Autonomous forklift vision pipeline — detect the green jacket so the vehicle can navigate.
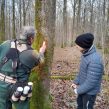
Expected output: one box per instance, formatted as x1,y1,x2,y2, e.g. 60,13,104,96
0,40,44,82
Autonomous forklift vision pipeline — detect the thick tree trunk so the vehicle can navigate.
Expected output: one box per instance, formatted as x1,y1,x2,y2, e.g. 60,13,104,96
30,1,44,109
30,0,56,109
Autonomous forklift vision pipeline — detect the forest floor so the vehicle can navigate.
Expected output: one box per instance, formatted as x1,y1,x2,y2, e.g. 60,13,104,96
50,47,109,109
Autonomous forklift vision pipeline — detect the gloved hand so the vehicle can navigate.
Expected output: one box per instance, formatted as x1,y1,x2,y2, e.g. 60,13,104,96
39,41,46,54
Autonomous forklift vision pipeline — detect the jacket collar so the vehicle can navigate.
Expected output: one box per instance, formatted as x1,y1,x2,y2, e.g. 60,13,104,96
83,45,96,56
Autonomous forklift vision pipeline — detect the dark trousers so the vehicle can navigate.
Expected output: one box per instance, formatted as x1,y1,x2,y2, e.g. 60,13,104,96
77,94,96,109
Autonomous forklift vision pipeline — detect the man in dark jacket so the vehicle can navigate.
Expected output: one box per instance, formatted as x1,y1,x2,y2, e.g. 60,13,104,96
0,26,46,109
71,33,104,109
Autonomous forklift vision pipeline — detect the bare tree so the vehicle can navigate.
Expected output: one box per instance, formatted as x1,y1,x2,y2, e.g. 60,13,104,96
77,0,81,30
22,0,30,26
12,0,16,38
62,0,67,47
30,0,56,109
89,0,95,33
19,0,22,29
0,0,5,41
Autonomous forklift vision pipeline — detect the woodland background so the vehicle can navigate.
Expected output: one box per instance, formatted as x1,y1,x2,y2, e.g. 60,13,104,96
0,0,109,109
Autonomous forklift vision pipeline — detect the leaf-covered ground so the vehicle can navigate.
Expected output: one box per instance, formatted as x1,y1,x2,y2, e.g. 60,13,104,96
50,47,109,109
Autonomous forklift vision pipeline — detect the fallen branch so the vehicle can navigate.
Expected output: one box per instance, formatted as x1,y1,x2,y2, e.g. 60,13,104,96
50,74,109,81
50,75,75,80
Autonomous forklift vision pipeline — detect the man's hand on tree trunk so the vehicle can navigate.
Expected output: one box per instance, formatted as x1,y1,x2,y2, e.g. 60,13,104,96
39,41,46,54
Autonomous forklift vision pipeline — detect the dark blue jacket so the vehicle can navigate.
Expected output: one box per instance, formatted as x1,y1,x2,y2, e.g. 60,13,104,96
73,46,104,95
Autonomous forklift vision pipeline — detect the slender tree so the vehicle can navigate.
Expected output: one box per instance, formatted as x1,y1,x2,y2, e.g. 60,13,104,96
77,0,81,31
12,0,16,38
62,0,67,47
0,0,5,41
83,0,86,31
71,0,77,46
107,0,109,24
19,0,22,29
23,0,30,26
90,0,95,33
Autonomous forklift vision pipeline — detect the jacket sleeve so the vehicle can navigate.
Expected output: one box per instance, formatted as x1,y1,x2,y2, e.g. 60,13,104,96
32,51,45,66
73,74,80,85
77,61,103,94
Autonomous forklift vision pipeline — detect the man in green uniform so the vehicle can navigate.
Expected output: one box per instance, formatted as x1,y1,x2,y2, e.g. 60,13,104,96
0,26,46,109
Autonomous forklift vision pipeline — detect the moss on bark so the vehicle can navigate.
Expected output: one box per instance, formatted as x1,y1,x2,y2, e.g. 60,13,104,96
30,0,52,109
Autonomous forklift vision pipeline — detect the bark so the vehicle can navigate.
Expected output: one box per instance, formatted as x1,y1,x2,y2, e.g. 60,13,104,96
0,0,5,41
62,0,67,47
30,0,56,109
12,0,16,38
77,0,81,30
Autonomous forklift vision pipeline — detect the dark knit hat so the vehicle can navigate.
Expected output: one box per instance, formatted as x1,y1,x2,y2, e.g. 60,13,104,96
75,33,94,49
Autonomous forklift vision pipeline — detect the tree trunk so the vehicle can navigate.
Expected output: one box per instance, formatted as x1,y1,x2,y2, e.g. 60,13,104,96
62,0,67,47
106,0,109,47
8,2,11,39
23,0,25,26
19,0,22,29
83,0,86,31
0,0,5,41
30,0,56,109
103,0,106,17
90,0,94,33
22,0,30,26
77,0,81,31
12,0,16,38
71,0,77,46
30,1,44,108
107,1,109,24
73,0,76,30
